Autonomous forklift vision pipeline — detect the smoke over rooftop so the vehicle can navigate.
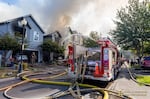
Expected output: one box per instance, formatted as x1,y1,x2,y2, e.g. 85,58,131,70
0,0,128,36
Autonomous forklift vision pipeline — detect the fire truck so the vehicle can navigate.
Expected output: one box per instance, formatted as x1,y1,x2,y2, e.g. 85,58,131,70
67,36,121,82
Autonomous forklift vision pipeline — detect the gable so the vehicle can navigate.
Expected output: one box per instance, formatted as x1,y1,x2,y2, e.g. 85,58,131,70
0,15,45,34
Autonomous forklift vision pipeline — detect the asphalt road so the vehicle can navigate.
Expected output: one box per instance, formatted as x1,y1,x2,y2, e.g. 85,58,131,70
0,78,103,99
1,64,140,99
6,82,69,99
0,64,119,99
0,77,21,88
0,65,103,99
0,77,21,99
0,65,71,99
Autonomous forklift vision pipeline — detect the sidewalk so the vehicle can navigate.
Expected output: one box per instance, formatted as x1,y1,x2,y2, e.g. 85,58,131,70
0,63,66,79
108,63,150,99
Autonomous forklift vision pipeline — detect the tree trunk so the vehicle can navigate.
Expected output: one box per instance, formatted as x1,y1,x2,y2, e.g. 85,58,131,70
136,46,141,65
141,40,144,58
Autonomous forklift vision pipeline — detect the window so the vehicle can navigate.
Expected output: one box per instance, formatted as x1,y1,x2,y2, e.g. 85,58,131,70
87,51,100,61
33,31,39,41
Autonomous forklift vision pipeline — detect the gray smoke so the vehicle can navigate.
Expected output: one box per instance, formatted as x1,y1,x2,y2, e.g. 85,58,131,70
0,0,128,35
45,0,92,32
16,0,93,33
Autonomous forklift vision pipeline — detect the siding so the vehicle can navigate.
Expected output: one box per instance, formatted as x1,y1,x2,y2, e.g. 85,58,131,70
0,15,44,62
25,17,43,50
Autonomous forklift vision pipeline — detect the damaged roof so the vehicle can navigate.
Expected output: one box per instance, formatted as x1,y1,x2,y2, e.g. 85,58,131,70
0,14,45,34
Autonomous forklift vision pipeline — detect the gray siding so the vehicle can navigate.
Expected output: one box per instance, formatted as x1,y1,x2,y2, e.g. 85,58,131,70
0,15,44,62
0,23,9,35
25,17,43,50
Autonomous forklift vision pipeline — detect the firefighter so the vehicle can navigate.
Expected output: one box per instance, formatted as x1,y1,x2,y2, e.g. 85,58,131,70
31,52,37,65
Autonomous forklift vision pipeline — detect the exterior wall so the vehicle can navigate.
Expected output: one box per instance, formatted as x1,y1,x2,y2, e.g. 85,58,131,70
44,32,61,44
25,17,43,49
0,16,44,62
0,23,10,35
24,17,43,62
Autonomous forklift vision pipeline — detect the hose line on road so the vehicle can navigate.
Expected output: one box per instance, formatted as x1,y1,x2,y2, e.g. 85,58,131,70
22,73,109,99
3,70,132,99
124,62,150,86
22,74,133,99
2,71,108,99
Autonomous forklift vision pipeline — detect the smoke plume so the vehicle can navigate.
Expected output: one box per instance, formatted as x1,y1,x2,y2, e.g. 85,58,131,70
0,0,128,36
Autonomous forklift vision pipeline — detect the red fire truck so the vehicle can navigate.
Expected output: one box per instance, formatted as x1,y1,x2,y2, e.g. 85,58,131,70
67,37,121,81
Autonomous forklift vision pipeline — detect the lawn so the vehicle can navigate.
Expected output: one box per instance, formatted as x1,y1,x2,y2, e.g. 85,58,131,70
136,75,150,84
130,64,141,69
0,67,17,78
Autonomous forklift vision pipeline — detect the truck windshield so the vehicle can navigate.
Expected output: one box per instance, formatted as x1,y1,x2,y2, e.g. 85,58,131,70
87,51,100,62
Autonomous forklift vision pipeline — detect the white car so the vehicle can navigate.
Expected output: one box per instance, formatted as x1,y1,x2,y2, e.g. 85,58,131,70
16,55,28,62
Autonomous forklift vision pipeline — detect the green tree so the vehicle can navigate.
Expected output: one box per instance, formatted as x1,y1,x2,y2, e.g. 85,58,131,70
89,31,100,41
144,42,150,55
40,39,64,62
110,0,150,59
83,31,101,48
41,39,64,53
0,34,20,66
0,34,20,51
83,38,98,47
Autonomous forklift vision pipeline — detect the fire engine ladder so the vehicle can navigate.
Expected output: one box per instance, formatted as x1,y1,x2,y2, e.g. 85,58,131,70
68,55,84,98
81,54,87,83
68,53,88,99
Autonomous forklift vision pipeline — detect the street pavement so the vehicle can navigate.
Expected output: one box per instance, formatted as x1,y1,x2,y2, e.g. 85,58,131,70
108,63,150,99
0,77,21,99
0,65,69,99
7,82,69,99
2,63,148,99
0,65,85,99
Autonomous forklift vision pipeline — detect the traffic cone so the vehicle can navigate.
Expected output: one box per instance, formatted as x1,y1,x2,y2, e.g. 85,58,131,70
93,62,101,77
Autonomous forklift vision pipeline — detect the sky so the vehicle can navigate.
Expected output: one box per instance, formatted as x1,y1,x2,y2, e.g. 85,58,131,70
0,0,128,37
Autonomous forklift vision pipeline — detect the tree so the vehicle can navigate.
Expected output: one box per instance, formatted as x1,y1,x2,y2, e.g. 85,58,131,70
110,0,150,59
83,38,98,48
83,31,100,48
41,39,64,53
0,34,20,66
40,39,64,62
143,41,150,55
89,31,100,41
0,34,20,51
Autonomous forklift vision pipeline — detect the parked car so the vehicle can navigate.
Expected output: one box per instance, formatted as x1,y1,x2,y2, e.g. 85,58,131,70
16,55,28,63
141,56,150,68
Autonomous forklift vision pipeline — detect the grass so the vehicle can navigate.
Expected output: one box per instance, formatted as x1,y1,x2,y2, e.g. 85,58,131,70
0,63,58,79
129,64,141,69
136,75,150,84
0,69,17,78
0,64,23,78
